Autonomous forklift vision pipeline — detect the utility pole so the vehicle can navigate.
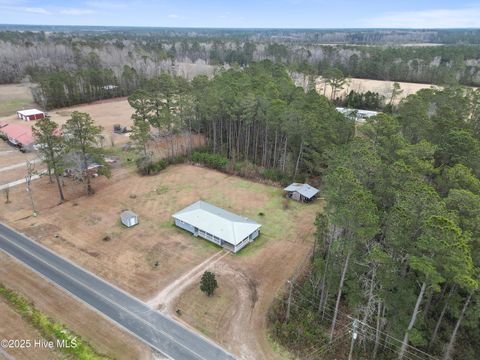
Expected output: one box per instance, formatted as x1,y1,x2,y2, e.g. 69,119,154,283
348,319,359,360
285,279,293,323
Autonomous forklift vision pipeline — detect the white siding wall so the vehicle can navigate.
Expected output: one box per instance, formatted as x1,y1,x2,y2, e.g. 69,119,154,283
174,218,261,253
175,218,195,233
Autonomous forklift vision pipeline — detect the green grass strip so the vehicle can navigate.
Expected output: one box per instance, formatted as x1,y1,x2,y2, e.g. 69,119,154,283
0,284,111,360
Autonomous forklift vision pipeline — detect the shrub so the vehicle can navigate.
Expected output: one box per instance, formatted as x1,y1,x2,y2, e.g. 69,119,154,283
262,168,290,184
191,152,228,170
136,156,168,175
167,155,187,165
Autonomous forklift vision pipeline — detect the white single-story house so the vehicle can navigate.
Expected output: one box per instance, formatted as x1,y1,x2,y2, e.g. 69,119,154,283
16,109,45,121
284,183,320,202
121,210,139,227
172,200,261,253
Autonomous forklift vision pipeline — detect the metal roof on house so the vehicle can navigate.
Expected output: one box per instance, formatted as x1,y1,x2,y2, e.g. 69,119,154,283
0,124,34,146
17,109,44,116
283,183,320,199
121,210,137,222
172,200,261,246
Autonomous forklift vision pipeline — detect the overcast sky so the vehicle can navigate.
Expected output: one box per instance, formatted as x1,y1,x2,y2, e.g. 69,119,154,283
1,0,480,28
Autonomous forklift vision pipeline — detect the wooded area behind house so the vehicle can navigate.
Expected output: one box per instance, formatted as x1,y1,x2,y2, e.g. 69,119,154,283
269,87,480,360
116,63,480,360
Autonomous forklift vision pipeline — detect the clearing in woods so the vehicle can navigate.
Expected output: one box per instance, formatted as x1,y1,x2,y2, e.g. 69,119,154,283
316,77,438,104
0,83,35,116
0,164,321,359
0,97,135,147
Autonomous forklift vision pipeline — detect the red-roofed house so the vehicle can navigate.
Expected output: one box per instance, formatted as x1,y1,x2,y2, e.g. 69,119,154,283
0,124,35,149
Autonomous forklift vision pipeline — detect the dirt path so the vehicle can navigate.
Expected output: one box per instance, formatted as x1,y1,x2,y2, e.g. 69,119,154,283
0,150,15,156
147,250,227,309
208,262,263,360
0,158,41,173
0,174,41,190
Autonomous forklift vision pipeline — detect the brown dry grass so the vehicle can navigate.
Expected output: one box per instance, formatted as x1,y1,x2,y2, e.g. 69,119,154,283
0,299,58,360
0,164,321,359
0,84,35,117
0,253,151,360
0,142,38,169
317,77,439,104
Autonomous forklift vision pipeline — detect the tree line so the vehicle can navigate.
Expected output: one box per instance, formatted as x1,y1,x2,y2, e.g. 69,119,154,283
127,61,355,180
3,29,480,97
269,87,480,360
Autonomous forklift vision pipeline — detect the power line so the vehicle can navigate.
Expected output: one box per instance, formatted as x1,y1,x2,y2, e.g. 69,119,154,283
305,324,352,360
359,325,429,360
285,300,352,360
363,331,420,360
344,316,428,360
288,298,430,360
350,316,439,360
287,280,439,360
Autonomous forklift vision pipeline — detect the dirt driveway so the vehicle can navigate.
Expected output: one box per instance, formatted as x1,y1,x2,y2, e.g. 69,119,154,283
0,164,321,359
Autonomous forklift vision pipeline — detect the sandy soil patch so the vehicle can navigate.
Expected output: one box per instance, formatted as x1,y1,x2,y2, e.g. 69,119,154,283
317,77,439,104
0,253,152,360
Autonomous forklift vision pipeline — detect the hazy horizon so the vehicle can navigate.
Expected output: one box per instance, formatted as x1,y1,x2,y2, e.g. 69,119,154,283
2,24,480,31
1,1,480,29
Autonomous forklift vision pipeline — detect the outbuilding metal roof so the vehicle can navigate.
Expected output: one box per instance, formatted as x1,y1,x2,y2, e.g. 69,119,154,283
121,210,138,222
172,200,261,246
283,183,320,199
0,124,34,146
17,109,44,116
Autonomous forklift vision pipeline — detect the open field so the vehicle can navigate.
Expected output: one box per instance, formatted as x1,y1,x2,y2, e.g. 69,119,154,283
0,253,152,360
0,163,321,359
0,83,35,117
317,77,439,104
0,97,134,147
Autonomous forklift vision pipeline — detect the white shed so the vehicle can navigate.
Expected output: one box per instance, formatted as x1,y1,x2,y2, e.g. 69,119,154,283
121,210,139,227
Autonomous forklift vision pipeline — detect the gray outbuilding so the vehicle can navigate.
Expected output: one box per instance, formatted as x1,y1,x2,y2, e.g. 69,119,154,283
284,183,320,202
121,210,139,227
172,200,261,253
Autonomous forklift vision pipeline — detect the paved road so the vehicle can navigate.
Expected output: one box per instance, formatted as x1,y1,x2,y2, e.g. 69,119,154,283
0,223,236,360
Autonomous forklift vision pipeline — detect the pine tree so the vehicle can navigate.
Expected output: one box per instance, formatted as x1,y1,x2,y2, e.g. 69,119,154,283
200,271,218,297
33,117,66,203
